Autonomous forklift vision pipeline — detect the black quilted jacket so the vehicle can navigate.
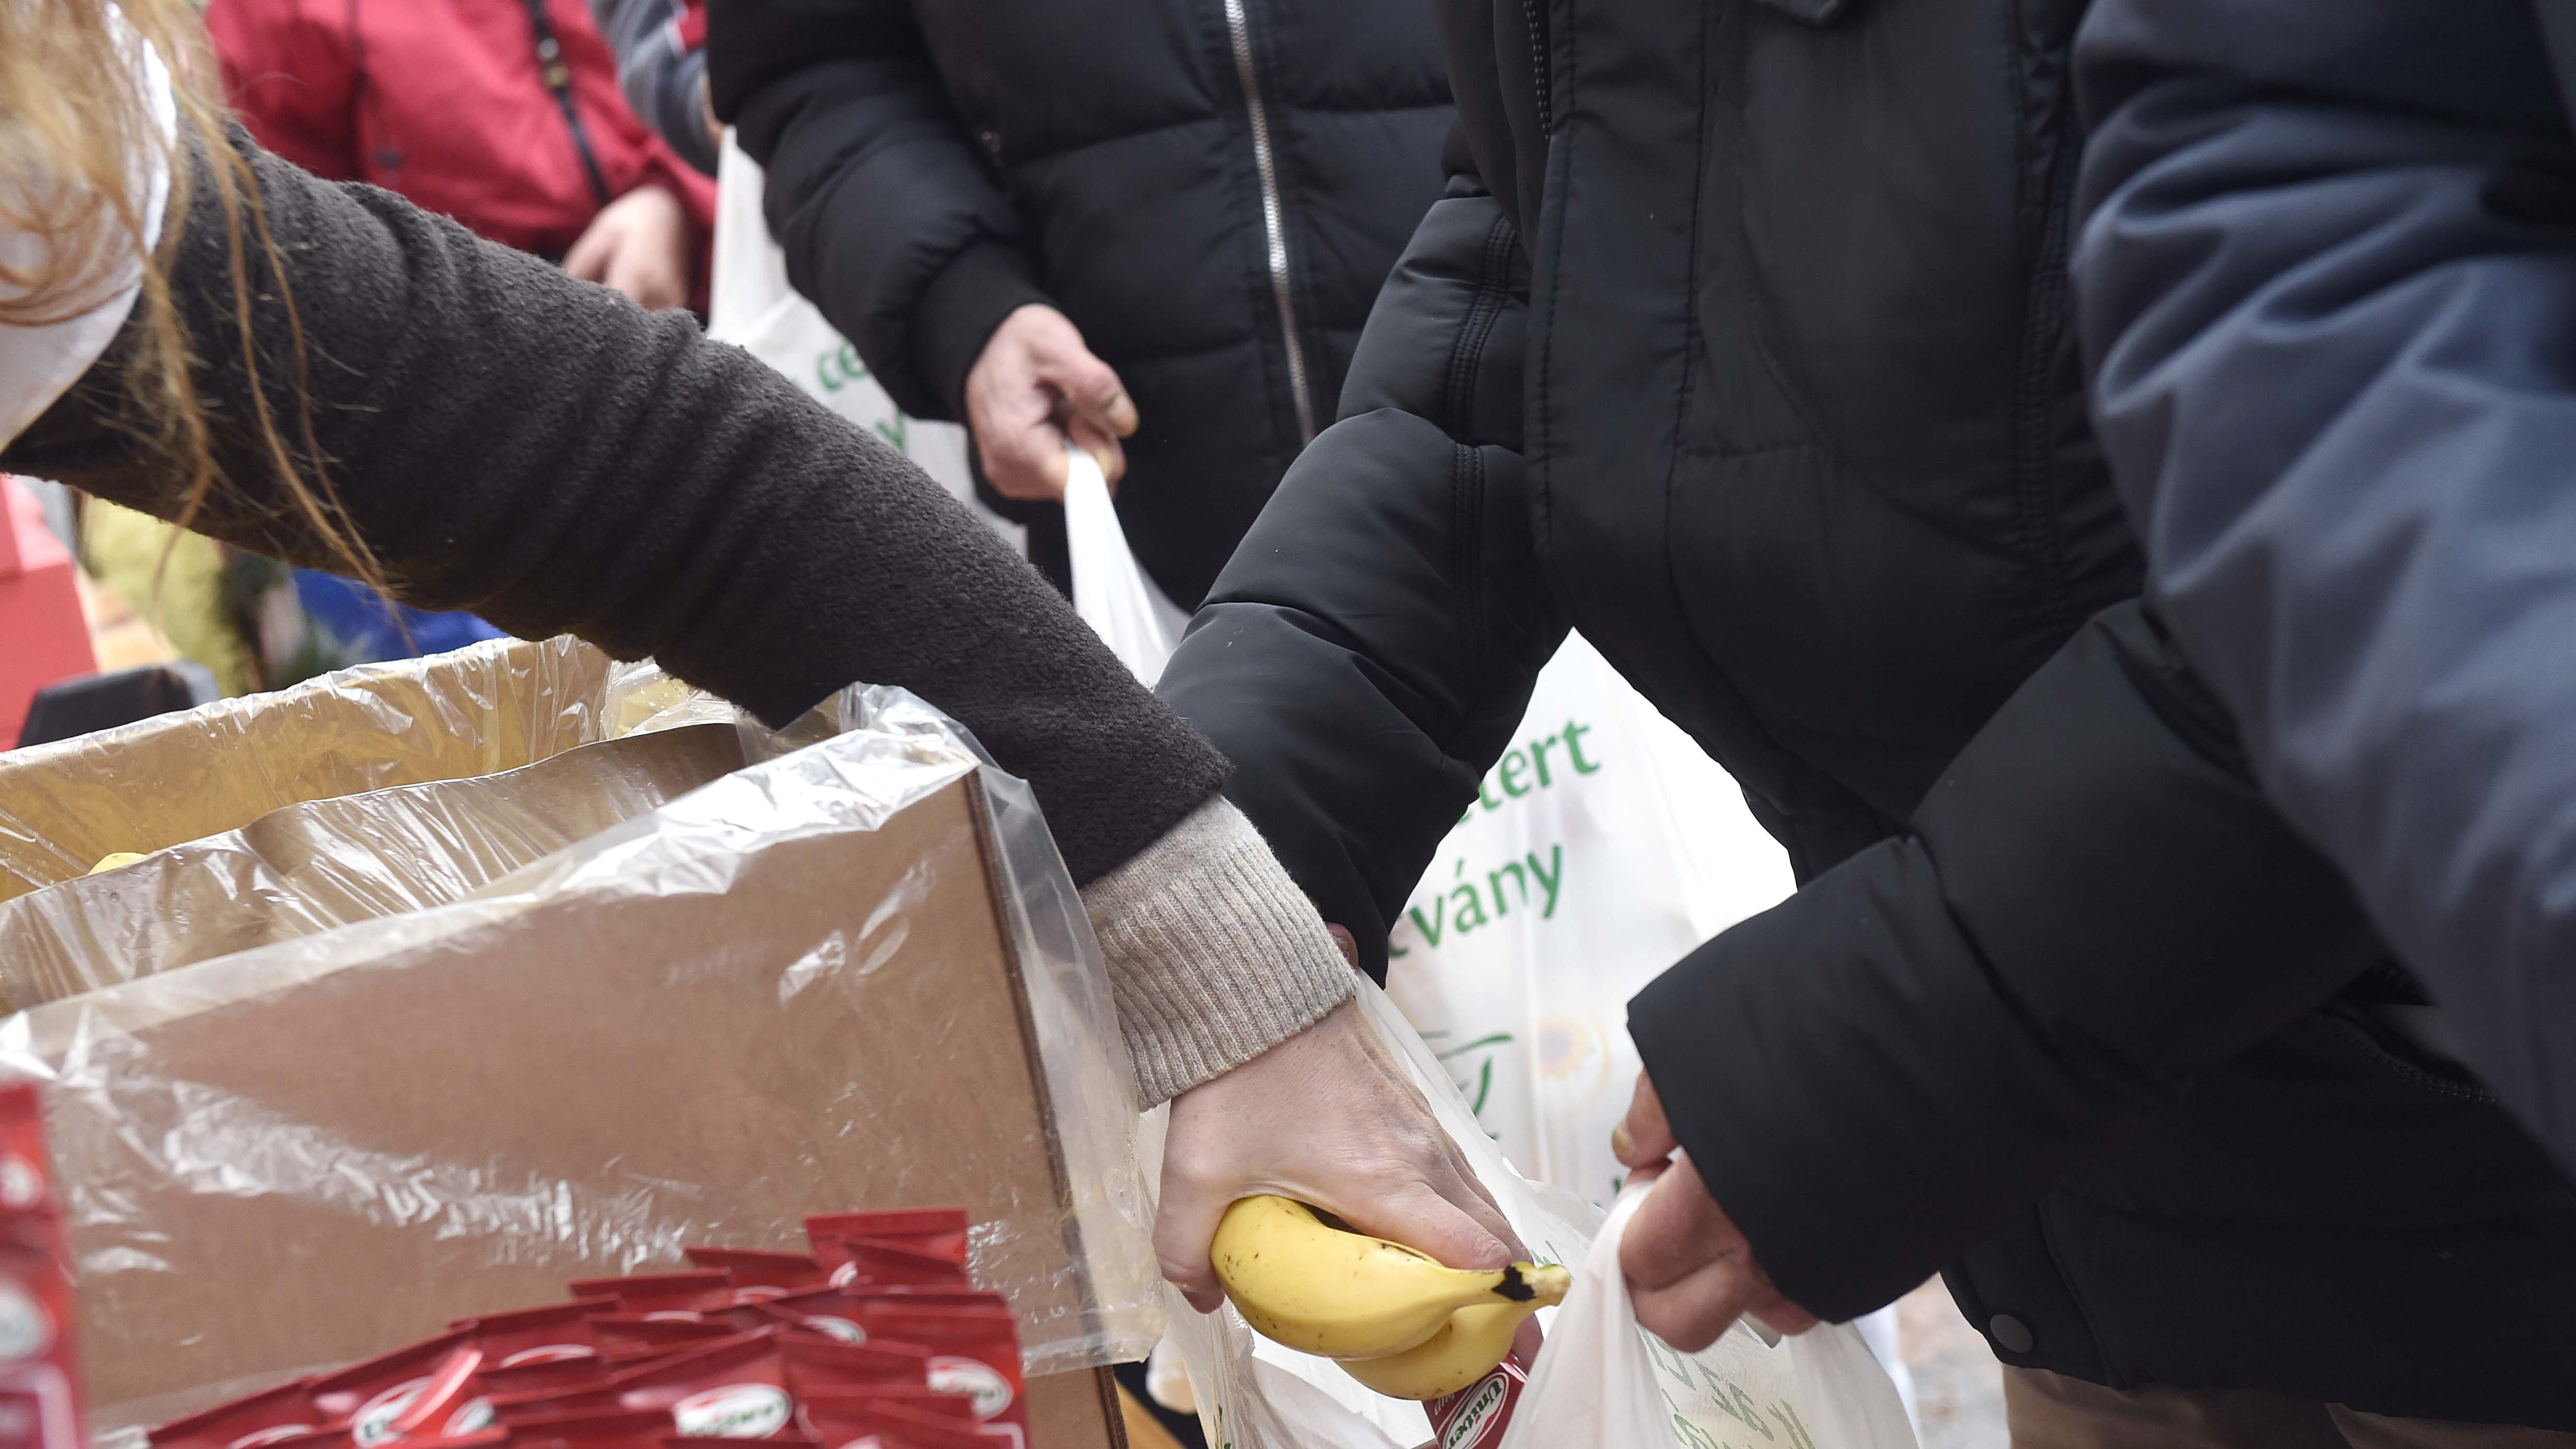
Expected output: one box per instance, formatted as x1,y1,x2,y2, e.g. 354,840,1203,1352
707,0,1451,605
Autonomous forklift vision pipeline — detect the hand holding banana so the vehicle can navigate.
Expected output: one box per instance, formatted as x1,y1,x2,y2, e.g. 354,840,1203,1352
1211,1194,1568,1399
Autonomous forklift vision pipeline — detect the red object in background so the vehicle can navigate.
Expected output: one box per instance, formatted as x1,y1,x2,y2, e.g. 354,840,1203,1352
0,478,98,751
0,1080,82,1449
844,1306,1019,1439
204,0,715,272
803,1213,970,1293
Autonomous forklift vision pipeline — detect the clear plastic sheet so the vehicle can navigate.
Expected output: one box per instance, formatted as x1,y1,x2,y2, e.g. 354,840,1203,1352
0,641,1158,1433
0,636,613,902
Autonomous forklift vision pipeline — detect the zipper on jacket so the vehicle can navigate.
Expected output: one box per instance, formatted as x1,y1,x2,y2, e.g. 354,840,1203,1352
1222,0,1318,443
521,0,614,208
1519,0,1550,135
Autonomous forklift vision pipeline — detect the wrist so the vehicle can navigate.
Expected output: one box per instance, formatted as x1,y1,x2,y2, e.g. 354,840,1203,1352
915,242,1051,422
1083,796,1358,1106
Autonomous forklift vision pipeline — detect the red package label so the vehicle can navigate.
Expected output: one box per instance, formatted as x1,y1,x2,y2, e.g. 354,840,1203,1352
845,1309,1017,1432
610,1330,796,1436
1419,1355,1529,1449
0,1085,78,1449
150,1382,326,1449
750,1303,864,1349
589,1316,738,1358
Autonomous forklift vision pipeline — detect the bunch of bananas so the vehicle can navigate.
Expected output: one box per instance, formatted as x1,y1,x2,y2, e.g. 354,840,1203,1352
1211,1195,1569,1400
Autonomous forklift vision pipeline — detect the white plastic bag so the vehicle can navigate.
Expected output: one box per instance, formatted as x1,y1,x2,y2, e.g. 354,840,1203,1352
1382,634,1918,1418
1383,633,1792,1206
1501,1189,1916,1449
1062,449,1190,685
1150,982,1917,1449
707,131,1014,549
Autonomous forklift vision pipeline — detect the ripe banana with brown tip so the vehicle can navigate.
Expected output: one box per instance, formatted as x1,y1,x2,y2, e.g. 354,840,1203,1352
1211,1193,1569,1395
1337,1291,1561,1400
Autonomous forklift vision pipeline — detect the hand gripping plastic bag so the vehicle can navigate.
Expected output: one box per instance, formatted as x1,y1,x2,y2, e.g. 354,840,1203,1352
1062,450,1190,686
705,132,1011,549
1147,983,1916,1449
1499,1188,1915,1449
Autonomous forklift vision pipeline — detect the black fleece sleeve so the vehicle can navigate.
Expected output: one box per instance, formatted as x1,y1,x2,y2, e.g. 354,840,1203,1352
707,0,1049,421
1630,603,2386,1320
0,131,1222,887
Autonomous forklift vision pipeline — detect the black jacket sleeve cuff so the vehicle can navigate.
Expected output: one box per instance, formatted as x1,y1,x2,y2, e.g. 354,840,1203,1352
912,239,1052,423
1630,602,2388,1321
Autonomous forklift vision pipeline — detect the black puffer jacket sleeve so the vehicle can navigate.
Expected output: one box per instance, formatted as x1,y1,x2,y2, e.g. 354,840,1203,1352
2073,0,2576,1169
1,131,1224,889
706,0,1048,421
1632,604,2389,1320
1157,176,1566,976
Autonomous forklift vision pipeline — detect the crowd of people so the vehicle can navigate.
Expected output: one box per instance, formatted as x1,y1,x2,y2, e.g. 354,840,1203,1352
3,0,2573,1445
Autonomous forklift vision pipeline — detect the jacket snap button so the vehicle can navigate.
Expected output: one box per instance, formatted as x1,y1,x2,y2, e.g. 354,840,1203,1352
1989,1314,2035,1354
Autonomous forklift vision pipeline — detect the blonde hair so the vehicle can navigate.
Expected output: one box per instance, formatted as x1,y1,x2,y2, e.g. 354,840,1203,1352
0,0,386,592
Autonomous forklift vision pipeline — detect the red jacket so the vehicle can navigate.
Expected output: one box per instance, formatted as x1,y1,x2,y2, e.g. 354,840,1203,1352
210,0,717,264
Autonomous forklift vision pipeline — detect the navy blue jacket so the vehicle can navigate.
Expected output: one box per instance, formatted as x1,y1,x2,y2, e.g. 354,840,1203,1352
2076,0,2576,1172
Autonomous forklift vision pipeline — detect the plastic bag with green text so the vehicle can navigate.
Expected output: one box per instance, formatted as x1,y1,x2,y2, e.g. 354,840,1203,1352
1147,983,1916,1449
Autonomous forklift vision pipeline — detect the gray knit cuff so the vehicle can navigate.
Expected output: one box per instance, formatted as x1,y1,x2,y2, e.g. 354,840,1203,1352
1082,796,1358,1106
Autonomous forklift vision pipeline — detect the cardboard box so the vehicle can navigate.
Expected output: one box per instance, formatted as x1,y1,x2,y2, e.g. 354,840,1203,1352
0,640,1153,1441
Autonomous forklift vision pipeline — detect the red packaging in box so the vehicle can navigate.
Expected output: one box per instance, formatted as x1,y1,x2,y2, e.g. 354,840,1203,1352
802,1213,967,1292
308,1330,481,1447
497,1410,668,1449
0,1083,79,1449
147,1383,325,1449
607,1333,796,1439
846,1307,1018,1434
453,1303,611,1368
588,1316,735,1361
382,1348,491,1442
798,1400,985,1449
746,1295,864,1349
472,1357,607,1399
484,1386,622,1429
681,1251,829,1303
565,1274,731,1320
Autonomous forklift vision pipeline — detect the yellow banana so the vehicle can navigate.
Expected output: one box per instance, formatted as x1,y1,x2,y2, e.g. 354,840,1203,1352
88,852,147,875
1212,1195,1564,1361
1337,1289,1561,1400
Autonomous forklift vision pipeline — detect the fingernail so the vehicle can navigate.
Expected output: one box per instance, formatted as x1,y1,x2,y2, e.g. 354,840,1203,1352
1611,1124,1635,1160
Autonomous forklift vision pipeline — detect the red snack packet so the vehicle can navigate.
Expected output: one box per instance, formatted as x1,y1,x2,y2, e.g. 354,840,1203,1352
1416,1353,1531,1449
797,1400,984,1449
0,1083,80,1449
484,1386,622,1429
845,1307,1018,1433
589,1316,737,1359
795,1390,973,1442
496,1410,669,1449
801,1213,968,1292
774,1336,933,1395
566,1274,732,1320
682,1251,830,1303
473,1357,611,1399
607,1332,797,1436
310,1330,480,1448
455,1302,612,1368
384,1348,491,1442
748,1296,864,1349
148,1383,326,1449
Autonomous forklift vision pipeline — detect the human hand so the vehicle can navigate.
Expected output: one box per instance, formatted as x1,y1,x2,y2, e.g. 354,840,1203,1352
964,303,1137,501
564,184,693,312
1613,1072,1819,1351
1156,999,1527,1312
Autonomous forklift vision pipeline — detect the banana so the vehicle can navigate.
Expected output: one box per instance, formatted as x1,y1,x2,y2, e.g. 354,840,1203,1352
1211,1194,1567,1362
88,852,147,875
1337,1287,1562,1400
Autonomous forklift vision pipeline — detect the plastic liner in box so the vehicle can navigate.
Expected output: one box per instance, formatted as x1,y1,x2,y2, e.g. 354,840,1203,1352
0,645,1158,1429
